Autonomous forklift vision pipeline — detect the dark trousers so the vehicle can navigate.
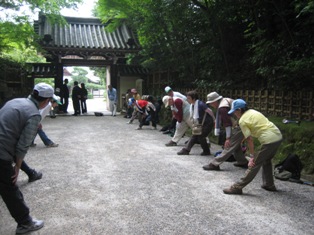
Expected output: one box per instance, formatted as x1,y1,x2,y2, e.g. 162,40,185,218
81,99,87,113
72,98,81,115
139,109,156,128
20,161,33,176
127,106,133,118
0,159,32,225
185,123,212,153
61,97,69,112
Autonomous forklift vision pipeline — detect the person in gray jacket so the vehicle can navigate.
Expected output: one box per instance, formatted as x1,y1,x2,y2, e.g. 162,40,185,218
0,83,53,234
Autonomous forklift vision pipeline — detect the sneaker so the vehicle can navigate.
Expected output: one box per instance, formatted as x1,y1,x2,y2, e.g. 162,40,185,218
30,143,36,147
202,163,220,171
165,141,177,147
46,143,59,147
151,127,157,130
233,162,248,168
177,149,189,155
200,151,211,156
28,170,43,183
223,186,243,195
16,219,44,234
127,120,133,124
261,185,277,191
136,127,142,130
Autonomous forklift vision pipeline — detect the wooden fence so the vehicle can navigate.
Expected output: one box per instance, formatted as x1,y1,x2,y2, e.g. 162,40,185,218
176,88,313,120
145,69,313,120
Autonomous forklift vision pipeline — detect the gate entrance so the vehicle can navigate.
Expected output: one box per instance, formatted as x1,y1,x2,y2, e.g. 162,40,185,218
29,14,148,111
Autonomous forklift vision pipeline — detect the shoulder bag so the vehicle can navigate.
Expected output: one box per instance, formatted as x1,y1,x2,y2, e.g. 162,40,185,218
192,113,207,135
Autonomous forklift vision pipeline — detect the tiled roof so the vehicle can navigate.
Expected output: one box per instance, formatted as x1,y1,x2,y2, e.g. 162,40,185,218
118,65,149,76
34,15,141,59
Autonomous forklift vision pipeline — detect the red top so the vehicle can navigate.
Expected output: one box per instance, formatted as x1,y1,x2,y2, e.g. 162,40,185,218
172,98,184,123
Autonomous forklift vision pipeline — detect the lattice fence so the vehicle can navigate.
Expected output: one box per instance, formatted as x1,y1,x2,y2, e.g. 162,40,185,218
175,88,313,120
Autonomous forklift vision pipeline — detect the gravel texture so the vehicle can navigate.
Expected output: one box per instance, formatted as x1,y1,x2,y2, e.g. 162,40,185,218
0,98,313,235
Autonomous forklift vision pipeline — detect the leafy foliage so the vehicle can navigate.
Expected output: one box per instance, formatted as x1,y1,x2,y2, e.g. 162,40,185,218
96,0,314,91
0,0,82,62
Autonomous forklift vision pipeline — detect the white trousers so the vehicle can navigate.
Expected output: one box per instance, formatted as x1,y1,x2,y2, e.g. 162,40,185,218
172,116,193,143
109,100,117,116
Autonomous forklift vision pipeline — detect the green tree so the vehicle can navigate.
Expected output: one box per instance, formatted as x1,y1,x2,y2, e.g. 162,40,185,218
96,0,314,90
0,0,83,60
90,67,107,87
70,67,89,86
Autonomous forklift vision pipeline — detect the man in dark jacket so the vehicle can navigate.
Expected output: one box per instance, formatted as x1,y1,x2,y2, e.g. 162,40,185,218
72,81,81,116
60,78,69,113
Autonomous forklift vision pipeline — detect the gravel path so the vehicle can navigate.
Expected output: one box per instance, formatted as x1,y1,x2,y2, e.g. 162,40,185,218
0,99,313,235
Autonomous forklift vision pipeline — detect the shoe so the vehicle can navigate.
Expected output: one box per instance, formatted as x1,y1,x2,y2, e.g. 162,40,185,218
136,127,142,130
177,149,189,155
261,185,277,191
127,121,133,124
16,219,44,234
151,127,157,130
165,141,177,147
233,162,248,168
202,163,220,171
163,130,171,134
46,143,59,147
30,143,36,147
28,170,42,183
223,186,243,195
200,151,211,156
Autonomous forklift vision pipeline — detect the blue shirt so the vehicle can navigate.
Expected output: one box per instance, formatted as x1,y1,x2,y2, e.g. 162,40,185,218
107,88,117,102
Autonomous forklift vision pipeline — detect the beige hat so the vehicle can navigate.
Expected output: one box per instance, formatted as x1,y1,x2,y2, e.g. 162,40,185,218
206,92,222,104
162,95,172,107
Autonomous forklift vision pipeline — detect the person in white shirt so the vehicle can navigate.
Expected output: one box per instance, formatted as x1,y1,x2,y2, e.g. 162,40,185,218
31,95,61,147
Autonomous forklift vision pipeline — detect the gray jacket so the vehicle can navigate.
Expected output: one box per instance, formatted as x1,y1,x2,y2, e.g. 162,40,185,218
0,98,41,162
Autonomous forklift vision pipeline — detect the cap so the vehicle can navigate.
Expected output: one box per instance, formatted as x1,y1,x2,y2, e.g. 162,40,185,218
128,97,135,106
162,95,171,107
52,95,62,105
33,83,54,98
206,92,222,104
228,99,247,114
165,86,172,93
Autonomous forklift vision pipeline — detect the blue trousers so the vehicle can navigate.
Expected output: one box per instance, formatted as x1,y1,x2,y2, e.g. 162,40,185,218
34,128,53,146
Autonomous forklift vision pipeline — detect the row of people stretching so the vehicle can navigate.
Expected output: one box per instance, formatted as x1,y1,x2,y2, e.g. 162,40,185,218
161,87,283,195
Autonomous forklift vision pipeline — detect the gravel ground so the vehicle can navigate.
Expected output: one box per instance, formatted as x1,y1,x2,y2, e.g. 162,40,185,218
0,98,313,235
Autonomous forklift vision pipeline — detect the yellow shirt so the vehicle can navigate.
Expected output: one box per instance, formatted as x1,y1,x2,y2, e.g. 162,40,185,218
133,94,141,100
239,109,282,145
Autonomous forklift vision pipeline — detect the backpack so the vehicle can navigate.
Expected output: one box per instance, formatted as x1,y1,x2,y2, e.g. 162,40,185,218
274,154,303,181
